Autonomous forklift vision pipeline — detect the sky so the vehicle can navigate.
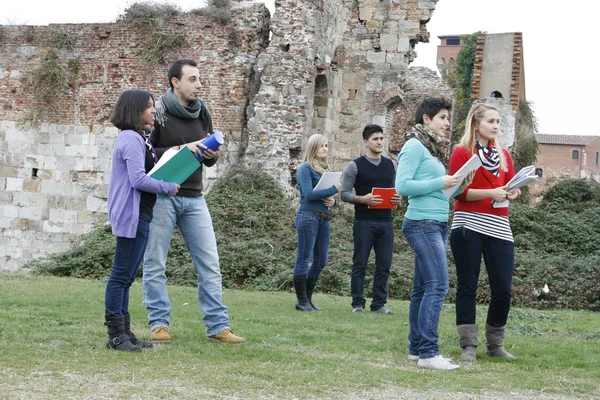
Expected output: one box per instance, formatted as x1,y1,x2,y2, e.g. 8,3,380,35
2,0,596,135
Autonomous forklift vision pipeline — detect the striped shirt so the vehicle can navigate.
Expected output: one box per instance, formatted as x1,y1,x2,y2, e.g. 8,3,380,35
451,211,513,242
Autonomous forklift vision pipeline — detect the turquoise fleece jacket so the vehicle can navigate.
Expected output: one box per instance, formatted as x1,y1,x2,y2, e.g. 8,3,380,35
395,138,450,222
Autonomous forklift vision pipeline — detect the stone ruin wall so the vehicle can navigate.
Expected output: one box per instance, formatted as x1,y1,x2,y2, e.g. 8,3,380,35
0,0,450,271
245,0,449,184
0,3,270,271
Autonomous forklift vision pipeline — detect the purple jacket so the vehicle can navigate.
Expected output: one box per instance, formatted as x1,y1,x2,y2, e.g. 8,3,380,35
108,130,177,238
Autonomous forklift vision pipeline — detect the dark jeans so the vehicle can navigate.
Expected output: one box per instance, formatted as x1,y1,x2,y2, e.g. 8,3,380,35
450,227,514,327
105,214,151,317
293,211,330,278
351,219,394,310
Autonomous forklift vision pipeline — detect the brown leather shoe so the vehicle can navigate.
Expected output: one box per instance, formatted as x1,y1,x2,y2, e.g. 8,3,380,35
207,328,246,344
151,326,172,344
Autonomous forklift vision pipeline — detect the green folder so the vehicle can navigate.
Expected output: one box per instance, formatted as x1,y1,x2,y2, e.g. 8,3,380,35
148,146,201,198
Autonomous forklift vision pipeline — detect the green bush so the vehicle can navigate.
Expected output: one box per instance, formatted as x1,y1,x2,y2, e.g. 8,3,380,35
28,172,600,311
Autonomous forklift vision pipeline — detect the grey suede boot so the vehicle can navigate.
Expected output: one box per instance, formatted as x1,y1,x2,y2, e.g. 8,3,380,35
485,323,516,360
457,324,479,361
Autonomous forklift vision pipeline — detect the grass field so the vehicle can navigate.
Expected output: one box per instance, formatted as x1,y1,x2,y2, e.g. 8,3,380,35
1,273,599,399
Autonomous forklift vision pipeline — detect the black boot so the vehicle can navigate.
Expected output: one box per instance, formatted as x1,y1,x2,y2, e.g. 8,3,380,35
123,313,153,349
306,276,323,311
293,276,313,312
104,315,142,352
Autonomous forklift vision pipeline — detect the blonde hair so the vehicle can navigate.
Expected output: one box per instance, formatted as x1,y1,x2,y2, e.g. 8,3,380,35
459,103,507,171
304,134,329,175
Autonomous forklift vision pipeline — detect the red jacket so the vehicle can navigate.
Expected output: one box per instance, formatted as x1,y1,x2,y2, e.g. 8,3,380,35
449,145,515,217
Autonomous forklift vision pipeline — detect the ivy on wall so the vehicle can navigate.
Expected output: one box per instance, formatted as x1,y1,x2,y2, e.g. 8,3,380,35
445,32,478,144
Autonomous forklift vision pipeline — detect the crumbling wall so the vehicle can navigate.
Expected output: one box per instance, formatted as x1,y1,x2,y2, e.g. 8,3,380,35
389,66,453,156
0,0,448,271
245,0,443,188
0,3,270,271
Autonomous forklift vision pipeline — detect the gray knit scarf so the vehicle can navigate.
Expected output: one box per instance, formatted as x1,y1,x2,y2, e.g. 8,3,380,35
155,88,202,126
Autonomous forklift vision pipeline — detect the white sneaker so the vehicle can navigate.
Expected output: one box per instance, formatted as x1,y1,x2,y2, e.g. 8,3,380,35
417,355,461,370
409,354,455,363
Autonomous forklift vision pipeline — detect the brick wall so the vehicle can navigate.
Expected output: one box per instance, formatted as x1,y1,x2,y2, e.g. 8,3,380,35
532,138,600,197
0,4,270,271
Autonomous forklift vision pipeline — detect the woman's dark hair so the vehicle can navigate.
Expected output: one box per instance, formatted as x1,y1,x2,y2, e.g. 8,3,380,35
168,59,197,89
110,90,154,133
415,97,452,125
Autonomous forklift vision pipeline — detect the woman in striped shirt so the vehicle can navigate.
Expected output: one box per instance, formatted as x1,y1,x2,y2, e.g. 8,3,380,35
449,103,520,362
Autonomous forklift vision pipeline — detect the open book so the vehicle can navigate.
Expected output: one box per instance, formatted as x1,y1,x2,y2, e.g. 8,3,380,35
442,154,482,198
147,146,201,198
492,165,540,208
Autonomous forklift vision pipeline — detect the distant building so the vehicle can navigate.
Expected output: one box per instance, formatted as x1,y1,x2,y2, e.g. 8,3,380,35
532,134,600,197
436,35,464,75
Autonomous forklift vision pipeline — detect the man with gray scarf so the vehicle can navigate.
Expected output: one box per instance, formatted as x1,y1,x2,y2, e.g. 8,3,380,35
142,59,245,344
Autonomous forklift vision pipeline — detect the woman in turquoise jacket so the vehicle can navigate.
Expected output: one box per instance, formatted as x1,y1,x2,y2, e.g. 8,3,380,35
396,97,471,371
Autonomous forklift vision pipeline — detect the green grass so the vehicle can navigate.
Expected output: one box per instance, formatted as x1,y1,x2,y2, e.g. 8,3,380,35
1,274,599,399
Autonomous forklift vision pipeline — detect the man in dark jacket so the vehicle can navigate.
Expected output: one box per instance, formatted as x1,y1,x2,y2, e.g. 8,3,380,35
142,59,244,344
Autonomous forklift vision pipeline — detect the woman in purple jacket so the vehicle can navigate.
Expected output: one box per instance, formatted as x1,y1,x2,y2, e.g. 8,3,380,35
105,90,179,352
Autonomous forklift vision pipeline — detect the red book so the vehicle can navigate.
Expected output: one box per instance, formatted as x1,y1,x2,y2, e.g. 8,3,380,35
368,187,398,209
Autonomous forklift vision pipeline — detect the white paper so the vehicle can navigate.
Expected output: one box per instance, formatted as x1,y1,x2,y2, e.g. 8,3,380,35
441,154,482,198
147,148,178,176
314,172,342,191
492,166,540,208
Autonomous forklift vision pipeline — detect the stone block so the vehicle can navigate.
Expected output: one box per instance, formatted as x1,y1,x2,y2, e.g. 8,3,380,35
0,191,13,204
387,52,408,67
37,132,50,144
380,34,398,51
365,77,383,92
19,207,44,220
366,21,380,30
86,196,107,213
6,178,23,192
43,220,66,233
65,134,83,145
28,193,48,207
64,145,85,157
359,6,376,21
77,211,95,224
397,38,411,52
2,205,19,218
22,178,41,193
24,155,43,169
11,218,28,231
342,73,366,90
366,51,387,64
38,170,53,180
28,220,44,232
12,192,30,207
372,115,387,127
43,156,57,169
47,132,65,144
0,167,17,177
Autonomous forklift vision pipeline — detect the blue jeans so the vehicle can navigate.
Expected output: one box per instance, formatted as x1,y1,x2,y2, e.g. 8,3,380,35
293,211,330,278
351,219,394,310
402,218,449,359
105,214,151,317
450,227,514,327
142,196,229,337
